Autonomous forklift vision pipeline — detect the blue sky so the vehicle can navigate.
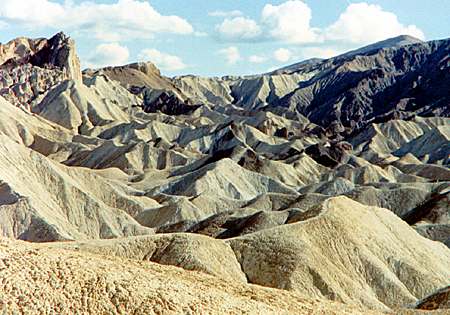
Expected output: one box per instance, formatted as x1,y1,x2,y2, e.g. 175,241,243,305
0,0,449,77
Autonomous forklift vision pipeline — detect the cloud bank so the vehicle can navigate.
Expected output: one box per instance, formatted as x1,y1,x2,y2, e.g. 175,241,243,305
215,1,425,45
87,43,130,68
138,49,187,71
218,46,241,65
0,0,194,41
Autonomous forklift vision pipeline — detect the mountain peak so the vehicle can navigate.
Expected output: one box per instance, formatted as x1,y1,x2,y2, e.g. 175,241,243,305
389,34,424,42
127,61,161,76
272,35,425,74
0,31,81,81
30,32,82,82
368,34,424,49
341,34,424,58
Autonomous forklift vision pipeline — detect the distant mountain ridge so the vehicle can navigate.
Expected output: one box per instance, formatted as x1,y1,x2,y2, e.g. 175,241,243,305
271,37,449,130
1,33,448,134
166,35,448,134
338,34,424,58
268,35,424,75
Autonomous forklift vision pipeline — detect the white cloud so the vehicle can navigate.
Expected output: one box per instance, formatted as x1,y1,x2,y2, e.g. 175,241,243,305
261,1,319,44
87,43,130,68
0,0,194,41
326,3,425,44
138,49,187,71
218,46,241,65
249,55,267,63
300,47,341,59
213,1,318,43
212,1,424,50
208,10,243,17
0,0,65,28
274,48,292,63
216,17,262,41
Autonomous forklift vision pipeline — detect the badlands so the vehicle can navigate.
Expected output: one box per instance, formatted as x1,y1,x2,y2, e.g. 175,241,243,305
0,32,449,314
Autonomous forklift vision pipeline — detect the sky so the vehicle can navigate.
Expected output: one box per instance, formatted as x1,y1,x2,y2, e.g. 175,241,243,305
0,0,449,77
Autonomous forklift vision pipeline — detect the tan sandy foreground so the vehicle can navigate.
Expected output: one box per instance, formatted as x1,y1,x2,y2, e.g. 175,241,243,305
0,237,385,315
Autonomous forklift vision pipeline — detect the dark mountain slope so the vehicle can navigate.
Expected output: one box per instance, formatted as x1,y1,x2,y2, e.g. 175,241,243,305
272,39,449,131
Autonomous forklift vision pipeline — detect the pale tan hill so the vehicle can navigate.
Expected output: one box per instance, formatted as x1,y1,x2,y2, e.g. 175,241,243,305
0,237,382,315
50,197,450,311
48,233,247,283
150,158,298,200
228,197,450,310
230,72,311,109
173,75,234,105
94,62,176,90
0,96,72,146
14,196,450,310
173,71,314,109
395,126,450,164
350,119,428,160
33,77,137,132
0,135,154,241
65,139,195,174
349,118,450,164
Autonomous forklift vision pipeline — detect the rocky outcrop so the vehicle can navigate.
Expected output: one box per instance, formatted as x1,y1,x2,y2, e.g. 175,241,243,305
0,32,81,82
29,32,82,82
142,88,200,115
415,285,450,310
0,37,47,65
0,32,81,109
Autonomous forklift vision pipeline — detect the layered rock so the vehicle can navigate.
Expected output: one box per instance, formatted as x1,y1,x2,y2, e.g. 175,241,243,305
88,61,179,92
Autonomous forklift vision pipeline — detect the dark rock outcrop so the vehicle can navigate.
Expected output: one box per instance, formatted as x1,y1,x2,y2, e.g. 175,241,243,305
305,142,352,167
415,285,450,310
142,89,201,115
29,32,81,82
